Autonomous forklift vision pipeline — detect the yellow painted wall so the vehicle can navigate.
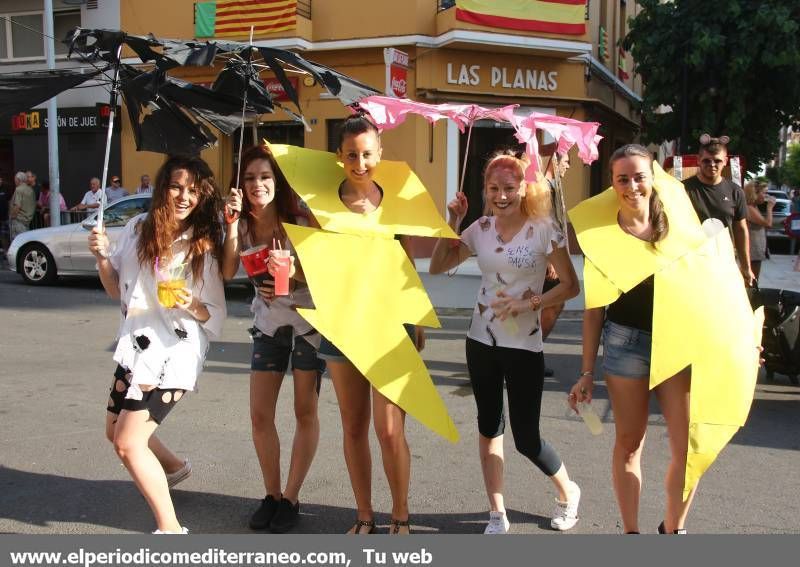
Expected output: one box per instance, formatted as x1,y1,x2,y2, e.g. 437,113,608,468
313,0,436,40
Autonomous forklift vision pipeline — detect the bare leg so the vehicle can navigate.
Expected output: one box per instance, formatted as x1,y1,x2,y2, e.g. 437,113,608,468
113,409,180,532
106,411,183,474
751,261,762,281
250,370,285,498
372,388,410,531
548,463,576,502
282,369,320,503
606,374,650,533
654,369,696,532
328,360,373,532
479,433,505,513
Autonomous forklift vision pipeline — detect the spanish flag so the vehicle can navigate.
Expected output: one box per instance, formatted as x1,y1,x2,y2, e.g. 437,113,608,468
195,0,296,39
455,0,586,35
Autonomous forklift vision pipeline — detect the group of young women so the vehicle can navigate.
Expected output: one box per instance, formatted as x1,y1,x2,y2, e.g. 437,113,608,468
88,113,718,535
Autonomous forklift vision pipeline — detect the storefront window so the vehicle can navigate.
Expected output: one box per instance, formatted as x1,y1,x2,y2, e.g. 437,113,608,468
0,11,78,60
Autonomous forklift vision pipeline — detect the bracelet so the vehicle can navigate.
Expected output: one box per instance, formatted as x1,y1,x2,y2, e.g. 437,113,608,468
529,294,542,311
579,371,594,377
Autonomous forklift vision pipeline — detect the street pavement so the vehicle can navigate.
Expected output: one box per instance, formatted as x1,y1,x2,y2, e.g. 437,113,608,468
0,257,798,535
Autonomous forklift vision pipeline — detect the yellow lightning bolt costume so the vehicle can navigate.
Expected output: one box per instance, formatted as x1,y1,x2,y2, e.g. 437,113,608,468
568,163,762,498
271,144,460,442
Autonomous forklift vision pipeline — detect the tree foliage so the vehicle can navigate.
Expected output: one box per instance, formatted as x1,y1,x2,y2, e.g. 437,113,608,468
623,0,800,168
782,145,800,188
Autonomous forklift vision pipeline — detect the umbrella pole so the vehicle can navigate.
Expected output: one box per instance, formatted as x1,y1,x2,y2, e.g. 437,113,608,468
97,44,123,234
234,26,255,192
457,121,474,196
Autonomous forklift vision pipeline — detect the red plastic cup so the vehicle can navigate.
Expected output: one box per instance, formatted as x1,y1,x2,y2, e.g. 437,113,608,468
240,245,271,286
270,249,291,296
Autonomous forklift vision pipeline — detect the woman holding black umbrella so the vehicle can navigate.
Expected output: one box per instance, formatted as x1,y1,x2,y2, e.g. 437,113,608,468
88,155,226,534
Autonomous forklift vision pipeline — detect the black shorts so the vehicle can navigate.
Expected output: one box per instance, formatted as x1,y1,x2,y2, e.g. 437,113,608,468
107,365,185,425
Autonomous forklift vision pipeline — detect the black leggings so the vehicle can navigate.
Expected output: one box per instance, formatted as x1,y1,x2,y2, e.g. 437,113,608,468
465,337,562,476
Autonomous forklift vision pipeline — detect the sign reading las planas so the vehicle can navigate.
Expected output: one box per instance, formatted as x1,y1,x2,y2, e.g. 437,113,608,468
446,63,558,92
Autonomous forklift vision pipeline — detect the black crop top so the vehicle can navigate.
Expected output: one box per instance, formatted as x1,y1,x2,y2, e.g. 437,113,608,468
606,275,654,332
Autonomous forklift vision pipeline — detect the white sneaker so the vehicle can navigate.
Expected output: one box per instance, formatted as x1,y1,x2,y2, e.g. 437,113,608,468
152,527,189,534
166,459,192,488
551,481,580,531
483,511,510,534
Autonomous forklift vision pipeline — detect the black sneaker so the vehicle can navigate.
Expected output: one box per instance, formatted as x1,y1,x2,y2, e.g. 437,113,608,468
269,498,300,533
249,495,279,530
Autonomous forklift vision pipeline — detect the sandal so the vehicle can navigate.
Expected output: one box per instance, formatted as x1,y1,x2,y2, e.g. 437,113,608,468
389,518,411,535
347,519,375,535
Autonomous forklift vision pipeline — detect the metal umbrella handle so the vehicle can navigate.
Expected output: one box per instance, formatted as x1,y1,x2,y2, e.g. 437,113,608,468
97,43,123,236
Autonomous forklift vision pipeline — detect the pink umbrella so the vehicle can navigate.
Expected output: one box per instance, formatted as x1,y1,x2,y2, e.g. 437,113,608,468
357,95,601,185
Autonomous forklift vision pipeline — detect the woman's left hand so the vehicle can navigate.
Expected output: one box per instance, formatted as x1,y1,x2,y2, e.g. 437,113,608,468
267,253,296,279
490,291,528,320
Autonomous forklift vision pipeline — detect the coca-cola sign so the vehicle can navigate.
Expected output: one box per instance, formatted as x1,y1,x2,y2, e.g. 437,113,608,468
263,77,299,102
390,65,408,98
384,48,410,98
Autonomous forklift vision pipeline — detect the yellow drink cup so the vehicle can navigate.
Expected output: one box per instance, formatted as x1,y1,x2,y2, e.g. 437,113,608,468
157,279,186,308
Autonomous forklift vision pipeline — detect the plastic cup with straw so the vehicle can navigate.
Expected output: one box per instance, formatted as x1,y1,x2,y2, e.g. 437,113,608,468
155,257,187,308
269,238,291,296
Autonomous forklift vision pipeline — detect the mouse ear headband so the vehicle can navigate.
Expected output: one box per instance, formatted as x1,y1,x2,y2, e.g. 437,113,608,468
699,133,730,146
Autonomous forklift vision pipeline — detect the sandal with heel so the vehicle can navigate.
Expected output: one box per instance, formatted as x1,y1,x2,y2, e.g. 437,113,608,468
347,519,375,535
389,518,411,535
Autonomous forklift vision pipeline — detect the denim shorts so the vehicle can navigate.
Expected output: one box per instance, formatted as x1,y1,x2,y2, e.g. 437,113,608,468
251,325,325,381
601,320,652,379
318,324,416,362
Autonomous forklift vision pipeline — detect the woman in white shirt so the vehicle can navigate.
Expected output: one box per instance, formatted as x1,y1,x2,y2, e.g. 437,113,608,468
430,150,581,534
222,144,324,534
88,155,226,534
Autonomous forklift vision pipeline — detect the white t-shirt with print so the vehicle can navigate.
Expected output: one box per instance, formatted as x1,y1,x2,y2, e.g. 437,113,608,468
460,215,566,353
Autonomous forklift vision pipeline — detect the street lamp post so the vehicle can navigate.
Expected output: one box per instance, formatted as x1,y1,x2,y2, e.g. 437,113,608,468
44,0,61,226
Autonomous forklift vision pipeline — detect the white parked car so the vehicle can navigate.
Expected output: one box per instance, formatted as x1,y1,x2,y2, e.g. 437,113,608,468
6,194,246,285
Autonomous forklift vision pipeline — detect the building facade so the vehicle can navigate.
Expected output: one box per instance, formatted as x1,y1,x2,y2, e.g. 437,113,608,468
110,0,643,250
0,0,122,208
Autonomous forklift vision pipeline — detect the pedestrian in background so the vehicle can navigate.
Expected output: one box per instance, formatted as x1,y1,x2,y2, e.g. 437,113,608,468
682,135,753,285
9,171,35,240
744,180,774,281
71,177,103,212
430,150,582,534
105,176,127,203
37,181,68,227
137,174,154,194
88,155,226,534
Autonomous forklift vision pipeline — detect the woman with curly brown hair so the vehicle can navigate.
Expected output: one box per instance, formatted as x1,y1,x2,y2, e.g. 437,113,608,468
88,155,226,534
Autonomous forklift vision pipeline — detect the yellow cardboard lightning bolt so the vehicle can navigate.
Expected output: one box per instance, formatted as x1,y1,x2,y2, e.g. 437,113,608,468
284,224,459,443
270,144,457,239
569,163,761,498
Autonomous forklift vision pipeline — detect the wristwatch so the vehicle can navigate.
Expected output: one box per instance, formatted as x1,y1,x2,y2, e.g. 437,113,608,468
529,295,542,311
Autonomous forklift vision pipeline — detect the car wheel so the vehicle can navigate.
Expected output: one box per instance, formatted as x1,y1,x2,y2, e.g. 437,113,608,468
18,243,57,285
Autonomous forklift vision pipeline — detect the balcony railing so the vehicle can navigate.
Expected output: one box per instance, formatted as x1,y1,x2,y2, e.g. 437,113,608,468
437,0,456,12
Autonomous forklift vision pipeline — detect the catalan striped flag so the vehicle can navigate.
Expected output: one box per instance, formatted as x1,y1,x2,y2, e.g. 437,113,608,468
195,0,296,39
455,0,586,35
